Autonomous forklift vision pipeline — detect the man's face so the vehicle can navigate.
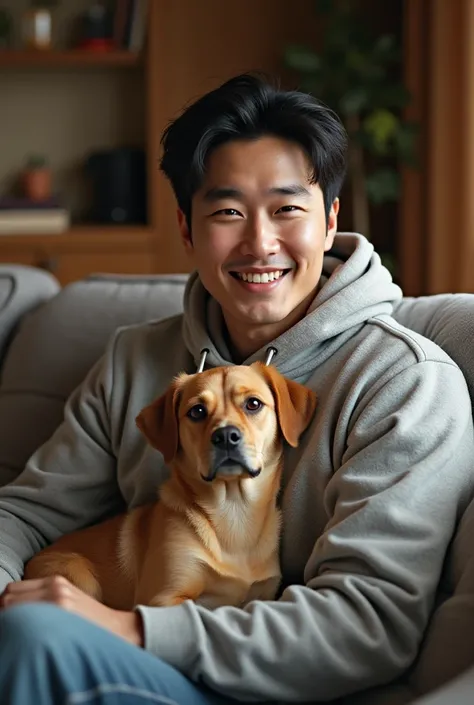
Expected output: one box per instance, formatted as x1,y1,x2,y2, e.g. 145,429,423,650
179,136,338,346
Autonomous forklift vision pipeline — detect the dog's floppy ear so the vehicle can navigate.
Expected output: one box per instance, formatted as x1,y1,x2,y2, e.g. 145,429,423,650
135,373,188,464
253,362,317,448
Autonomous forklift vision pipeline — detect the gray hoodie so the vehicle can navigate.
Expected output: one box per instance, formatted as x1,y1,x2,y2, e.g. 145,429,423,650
0,233,473,703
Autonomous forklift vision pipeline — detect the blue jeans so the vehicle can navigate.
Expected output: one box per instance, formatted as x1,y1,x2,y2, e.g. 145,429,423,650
0,603,238,705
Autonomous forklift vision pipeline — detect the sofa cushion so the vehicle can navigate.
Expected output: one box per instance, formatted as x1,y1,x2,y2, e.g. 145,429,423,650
0,273,187,486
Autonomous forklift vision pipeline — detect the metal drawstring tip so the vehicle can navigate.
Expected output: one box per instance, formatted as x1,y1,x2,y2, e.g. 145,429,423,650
197,348,209,373
264,347,277,366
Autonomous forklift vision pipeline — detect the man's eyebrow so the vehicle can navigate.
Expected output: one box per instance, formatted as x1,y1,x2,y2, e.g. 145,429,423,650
202,187,243,202
267,184,312,197
202,184,312,201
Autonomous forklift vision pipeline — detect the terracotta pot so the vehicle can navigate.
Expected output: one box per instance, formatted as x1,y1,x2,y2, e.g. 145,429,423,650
23,167,51,202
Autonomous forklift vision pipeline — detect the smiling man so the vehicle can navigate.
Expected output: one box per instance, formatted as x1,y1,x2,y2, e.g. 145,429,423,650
0,74,473,705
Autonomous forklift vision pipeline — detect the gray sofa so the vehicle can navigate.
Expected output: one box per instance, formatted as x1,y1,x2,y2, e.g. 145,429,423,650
0,264,473,705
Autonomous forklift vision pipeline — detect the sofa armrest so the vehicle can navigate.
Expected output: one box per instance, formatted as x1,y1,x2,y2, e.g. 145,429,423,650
0,265,60,369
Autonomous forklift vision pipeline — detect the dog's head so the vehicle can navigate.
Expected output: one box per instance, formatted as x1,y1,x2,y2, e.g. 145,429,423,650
136,362,316,483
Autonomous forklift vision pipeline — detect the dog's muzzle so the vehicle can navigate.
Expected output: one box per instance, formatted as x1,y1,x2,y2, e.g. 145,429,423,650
202,425,261,482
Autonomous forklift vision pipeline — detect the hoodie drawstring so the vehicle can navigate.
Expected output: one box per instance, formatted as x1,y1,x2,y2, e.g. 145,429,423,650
197,348,209,373
264,347,277,366
196,346,278,373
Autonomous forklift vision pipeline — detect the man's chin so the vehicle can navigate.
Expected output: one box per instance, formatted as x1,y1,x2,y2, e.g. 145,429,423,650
232,303,294,326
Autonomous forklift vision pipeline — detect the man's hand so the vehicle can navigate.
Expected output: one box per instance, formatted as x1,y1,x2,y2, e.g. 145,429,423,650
0,576,144,647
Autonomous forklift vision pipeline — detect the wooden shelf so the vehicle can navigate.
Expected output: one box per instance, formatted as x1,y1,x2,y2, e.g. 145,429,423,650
0,50,142,69
0,225,152,250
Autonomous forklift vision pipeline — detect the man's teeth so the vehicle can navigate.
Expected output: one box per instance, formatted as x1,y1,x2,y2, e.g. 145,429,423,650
236,271,285,283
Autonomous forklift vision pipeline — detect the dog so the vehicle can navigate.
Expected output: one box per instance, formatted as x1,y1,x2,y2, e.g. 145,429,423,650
24,362,317,610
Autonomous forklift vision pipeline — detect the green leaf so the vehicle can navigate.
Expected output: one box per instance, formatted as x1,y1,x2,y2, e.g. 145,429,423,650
372,34,399,63
345,49,367,73
284,45,321,74
374,34,396,54
363,110,399,154
374,84,412,110
340,88,369,115
365,169,400,204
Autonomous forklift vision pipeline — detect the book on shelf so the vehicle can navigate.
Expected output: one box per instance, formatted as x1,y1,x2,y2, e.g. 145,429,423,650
0,196,63,210
114,0,148,52
0,196,70,235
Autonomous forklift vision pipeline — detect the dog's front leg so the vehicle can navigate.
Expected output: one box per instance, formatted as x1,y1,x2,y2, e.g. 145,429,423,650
24,551,103,602
136,557,207,608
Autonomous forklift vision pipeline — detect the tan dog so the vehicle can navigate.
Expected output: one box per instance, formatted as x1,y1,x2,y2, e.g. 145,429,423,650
25,362,316,610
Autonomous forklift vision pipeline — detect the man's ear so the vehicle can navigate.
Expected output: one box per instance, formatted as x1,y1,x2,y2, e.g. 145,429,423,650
252,363,317,447
136,374,188,464
325,198,339,251
177,209,193,254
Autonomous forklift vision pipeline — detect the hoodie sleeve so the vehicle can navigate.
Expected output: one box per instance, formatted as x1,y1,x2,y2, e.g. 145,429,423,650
136,360,474,703
0,332,124,592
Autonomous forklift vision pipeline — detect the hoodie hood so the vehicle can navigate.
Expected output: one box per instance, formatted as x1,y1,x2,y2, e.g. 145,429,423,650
182,233,402,381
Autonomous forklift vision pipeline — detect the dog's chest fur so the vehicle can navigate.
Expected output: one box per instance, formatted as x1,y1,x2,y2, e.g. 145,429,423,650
194,482,281,601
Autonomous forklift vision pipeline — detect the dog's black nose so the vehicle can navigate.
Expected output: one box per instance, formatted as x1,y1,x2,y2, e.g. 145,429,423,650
211,425,242,449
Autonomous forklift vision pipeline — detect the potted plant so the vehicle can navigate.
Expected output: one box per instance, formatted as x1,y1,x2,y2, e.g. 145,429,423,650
23,154,52,201
284,0,418,269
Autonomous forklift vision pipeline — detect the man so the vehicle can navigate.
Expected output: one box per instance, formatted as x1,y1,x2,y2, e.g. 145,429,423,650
0,74,473,705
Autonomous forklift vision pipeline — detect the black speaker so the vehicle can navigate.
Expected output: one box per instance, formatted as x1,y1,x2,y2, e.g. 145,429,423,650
85,147,147,224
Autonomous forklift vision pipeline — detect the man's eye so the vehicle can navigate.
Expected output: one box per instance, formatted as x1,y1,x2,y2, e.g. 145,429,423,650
187,404,208,421
244,397,263,413
277,205,300,214
213,208,240,217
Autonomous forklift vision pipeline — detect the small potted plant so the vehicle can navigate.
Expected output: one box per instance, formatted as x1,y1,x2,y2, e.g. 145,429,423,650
23,154,52,201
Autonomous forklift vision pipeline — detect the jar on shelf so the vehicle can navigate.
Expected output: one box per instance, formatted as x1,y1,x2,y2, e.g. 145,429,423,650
22,2,58,50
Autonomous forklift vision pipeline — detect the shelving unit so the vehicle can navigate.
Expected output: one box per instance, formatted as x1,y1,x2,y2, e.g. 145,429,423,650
0,2,153,284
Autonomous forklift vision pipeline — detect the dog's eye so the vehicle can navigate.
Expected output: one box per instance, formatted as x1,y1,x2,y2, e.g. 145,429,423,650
244,397,263,413
187,404,208,421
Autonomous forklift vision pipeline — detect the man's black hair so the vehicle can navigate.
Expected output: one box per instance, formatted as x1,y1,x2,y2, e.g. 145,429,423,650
160,73,347,228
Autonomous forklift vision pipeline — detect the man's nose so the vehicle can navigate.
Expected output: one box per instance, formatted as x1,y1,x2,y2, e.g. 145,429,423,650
240,216,280,259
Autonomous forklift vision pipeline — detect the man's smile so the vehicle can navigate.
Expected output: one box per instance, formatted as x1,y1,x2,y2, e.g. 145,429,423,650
229,268,292,291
